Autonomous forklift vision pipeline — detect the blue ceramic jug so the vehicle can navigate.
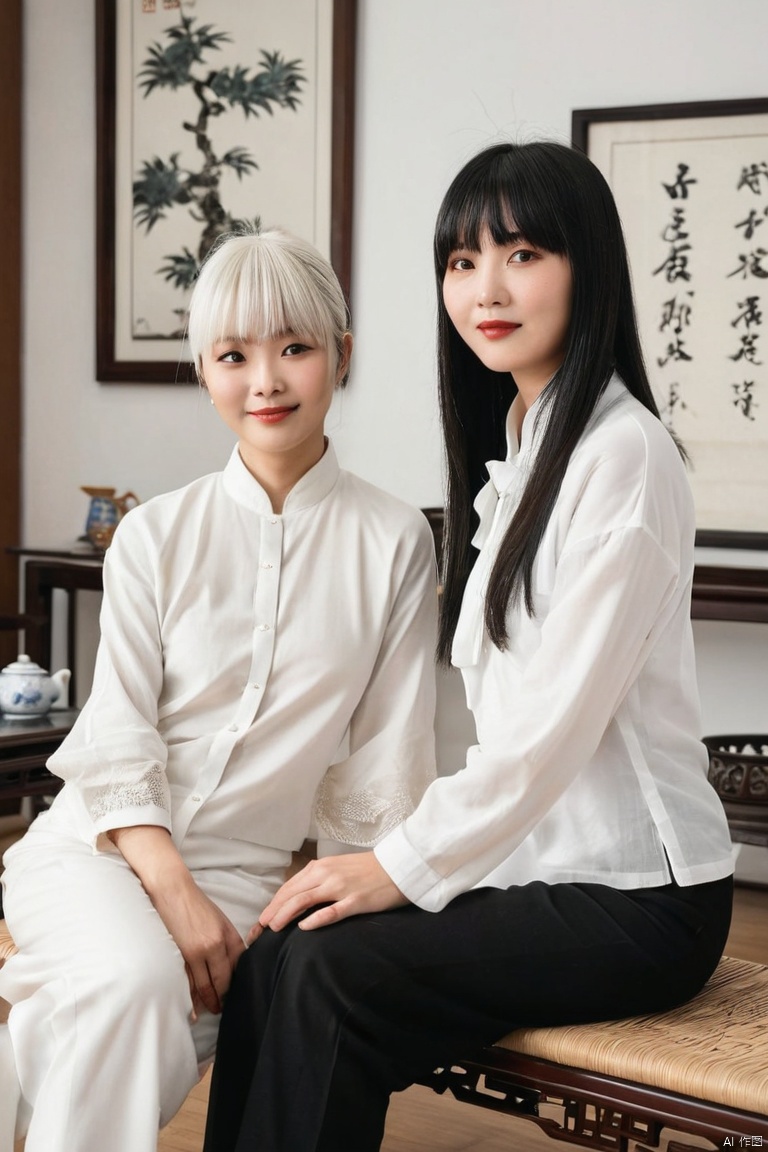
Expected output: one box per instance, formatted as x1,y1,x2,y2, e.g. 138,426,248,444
81,487,139,548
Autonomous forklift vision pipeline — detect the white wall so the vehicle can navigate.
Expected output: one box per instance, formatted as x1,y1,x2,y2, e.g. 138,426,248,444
23,1,768,758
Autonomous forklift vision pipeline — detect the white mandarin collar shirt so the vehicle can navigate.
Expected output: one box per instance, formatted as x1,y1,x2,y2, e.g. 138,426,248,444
377,376,734,911
222,438,339,515
47,443,438,866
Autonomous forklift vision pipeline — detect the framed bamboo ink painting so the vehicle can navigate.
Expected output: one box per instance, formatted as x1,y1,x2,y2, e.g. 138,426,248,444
96,0,356,383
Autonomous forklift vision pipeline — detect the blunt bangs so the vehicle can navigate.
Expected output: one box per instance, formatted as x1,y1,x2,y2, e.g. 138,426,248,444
434,144,572,275
188,230,348,370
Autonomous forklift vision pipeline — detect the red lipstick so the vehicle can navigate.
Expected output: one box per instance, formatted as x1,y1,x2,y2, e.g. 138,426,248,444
477,321,520,340
249,405,298,423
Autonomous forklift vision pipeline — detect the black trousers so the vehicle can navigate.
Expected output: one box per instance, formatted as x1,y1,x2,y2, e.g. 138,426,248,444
203,875,732,1152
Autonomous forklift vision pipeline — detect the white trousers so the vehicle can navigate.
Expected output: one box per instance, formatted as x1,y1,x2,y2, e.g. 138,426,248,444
0,811,287,1152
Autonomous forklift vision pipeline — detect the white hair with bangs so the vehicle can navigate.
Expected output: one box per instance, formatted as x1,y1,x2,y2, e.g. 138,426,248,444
187,227,350,380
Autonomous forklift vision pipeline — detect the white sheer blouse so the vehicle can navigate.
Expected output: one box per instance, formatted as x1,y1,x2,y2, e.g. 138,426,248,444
377,376,734,911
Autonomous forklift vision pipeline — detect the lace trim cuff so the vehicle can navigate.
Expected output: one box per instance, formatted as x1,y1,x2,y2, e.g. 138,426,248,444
90,765,170,822
314,769,431,848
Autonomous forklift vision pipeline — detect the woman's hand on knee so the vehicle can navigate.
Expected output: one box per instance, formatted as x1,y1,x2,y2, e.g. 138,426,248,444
152,876,245,1016
109,824,245,1015
251,852,408,938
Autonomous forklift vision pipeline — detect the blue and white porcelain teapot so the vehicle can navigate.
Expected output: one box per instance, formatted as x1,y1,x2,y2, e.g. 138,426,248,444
0,654,71,718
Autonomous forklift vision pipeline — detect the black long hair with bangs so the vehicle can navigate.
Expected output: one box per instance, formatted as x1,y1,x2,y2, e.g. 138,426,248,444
434,141,662,664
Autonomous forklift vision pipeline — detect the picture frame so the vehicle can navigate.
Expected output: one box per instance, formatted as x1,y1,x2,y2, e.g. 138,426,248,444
573,98,768,550
96,0,356,384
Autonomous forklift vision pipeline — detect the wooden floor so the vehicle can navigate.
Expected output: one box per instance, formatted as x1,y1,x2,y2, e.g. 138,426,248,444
154,1073,722,1152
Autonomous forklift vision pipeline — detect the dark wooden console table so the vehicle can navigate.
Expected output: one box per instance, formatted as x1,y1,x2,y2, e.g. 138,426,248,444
8,546,104,702
0,708,79,911
690,564,768,623
0,708,78,805
421,509,768,623
5,538,768,706
9,542,768,670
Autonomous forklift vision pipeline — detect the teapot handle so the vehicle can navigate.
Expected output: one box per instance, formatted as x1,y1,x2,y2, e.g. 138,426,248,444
115,491,140,514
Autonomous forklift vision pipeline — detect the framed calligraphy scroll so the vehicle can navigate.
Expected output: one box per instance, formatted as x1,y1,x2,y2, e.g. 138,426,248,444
96,0,356,384
573,99,768,549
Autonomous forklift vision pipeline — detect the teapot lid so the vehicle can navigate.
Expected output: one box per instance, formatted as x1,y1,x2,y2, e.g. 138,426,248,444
1,653,49,676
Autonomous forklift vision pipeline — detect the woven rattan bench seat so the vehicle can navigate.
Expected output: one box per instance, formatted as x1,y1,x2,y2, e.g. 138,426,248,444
425,954,768,1149
494,954,768,1115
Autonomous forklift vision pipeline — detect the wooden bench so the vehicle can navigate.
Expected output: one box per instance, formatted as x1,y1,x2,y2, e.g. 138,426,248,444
0,922,15,972
422,953,768,1149
2,921,766,1150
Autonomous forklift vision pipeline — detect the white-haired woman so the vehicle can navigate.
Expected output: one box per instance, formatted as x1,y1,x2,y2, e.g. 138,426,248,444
0,228,437,1152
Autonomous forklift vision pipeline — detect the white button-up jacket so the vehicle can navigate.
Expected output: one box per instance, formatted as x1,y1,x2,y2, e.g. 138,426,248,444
47,444,438,866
